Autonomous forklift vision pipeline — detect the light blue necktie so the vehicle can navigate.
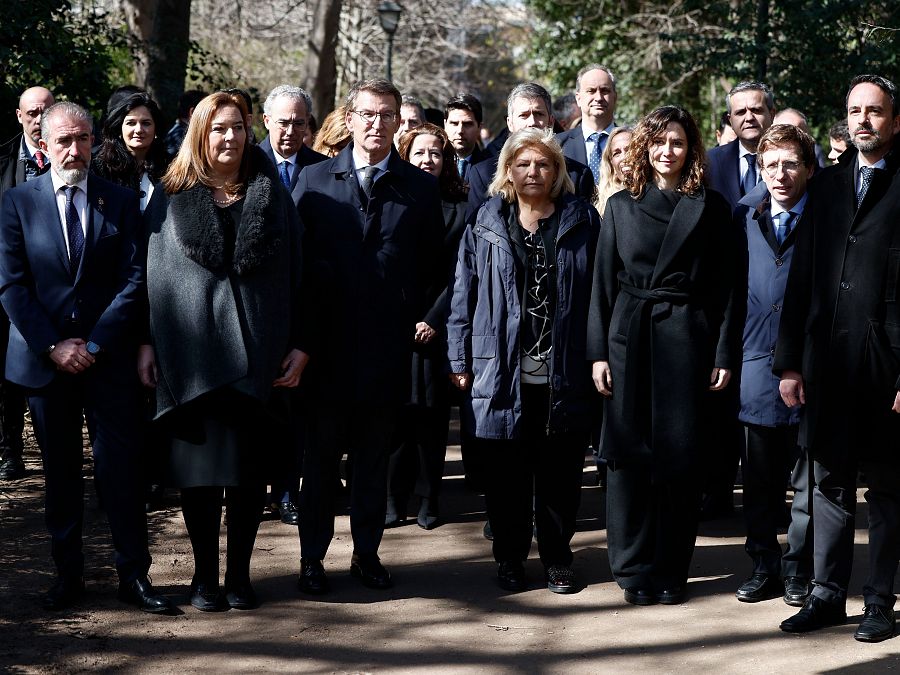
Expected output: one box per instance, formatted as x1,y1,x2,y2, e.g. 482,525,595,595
457,158,468,181
774,211,795,245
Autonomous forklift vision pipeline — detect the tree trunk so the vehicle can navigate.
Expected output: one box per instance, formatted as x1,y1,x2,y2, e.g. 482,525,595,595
123,0,192,122
302,0,343,120
754,0,769,82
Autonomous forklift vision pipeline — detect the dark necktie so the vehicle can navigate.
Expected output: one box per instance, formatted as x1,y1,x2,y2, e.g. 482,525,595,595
456,158,468,181
279,161,291,188
741,154,757,195
775,211,795,245
361,166,378,199
33,150,45,170
64,186,84,275
857,166,875,208
587,132,601,184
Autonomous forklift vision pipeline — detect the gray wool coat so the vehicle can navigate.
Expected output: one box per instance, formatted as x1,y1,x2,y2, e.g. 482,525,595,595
143,145,302,420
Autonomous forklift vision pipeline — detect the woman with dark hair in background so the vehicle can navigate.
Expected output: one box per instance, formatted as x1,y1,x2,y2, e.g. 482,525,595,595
385,123,467,529
92,91,168,212
588,105,746,606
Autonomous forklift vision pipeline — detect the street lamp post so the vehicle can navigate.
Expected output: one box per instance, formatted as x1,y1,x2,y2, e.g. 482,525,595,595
377,1,403,82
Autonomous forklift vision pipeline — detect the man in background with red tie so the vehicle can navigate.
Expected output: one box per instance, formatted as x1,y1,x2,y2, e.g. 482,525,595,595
0,85,54,481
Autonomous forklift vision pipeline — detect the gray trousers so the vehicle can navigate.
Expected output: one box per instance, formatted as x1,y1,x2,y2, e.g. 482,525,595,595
811,458,900,608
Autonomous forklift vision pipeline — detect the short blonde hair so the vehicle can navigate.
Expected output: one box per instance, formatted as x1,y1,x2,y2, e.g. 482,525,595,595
488,127,573,202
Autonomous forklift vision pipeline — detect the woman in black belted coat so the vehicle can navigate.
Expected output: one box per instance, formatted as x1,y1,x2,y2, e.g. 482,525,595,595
587,106,746,605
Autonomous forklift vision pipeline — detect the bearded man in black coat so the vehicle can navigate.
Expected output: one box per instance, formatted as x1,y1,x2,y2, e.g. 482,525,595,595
775,74,900,643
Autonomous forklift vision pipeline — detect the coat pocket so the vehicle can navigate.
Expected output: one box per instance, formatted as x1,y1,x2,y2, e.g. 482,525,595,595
470,334,498,398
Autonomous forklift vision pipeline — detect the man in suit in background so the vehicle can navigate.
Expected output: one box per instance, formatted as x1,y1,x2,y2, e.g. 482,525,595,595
466,82,594,222
394,94,426,145
556,64,618,184
444,93,487,184
257,83,327,526
776,73,900,643
0,86,55,481
294,79,442,594
0,102,169,613
706,81,775,210
773,108,827,169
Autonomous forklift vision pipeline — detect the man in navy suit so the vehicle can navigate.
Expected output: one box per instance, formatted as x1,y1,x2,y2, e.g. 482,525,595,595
293,79,443,594
556,64,618,184
444,93,488,184
258,84,326,526
260,84,327,195
0,102,169,613
465,82,595,222
706,82,775,210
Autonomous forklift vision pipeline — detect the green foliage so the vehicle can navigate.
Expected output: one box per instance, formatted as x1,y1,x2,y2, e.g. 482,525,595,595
0,0,134,140
525,0,900,143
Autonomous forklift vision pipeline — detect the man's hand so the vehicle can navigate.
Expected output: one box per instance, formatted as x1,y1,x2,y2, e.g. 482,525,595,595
780,369,806,407
414,322,436,344
709,367,731,391
50,338,94,374
592,361,613,397
449,372,471,391
892,391,900,414
273,349,310,388
137,344,157,388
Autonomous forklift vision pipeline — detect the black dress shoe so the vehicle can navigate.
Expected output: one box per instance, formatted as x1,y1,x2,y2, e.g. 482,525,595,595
497,561,526,592
417,498,440,530
658,586,686,605
118,576,172,614
736,573,782,603
190,581,226,612
350,554,393,589
783,576,811,607
854,604,896,643
0,456,25,480
225,580,257,610
298,558,330,595
623,587,656,606
780,595,846,633
545,565,577,594
43,577,84,610
279,501,300,526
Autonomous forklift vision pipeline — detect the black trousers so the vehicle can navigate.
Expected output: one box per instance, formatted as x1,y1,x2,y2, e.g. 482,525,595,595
606,464,701,591
180,485,266,585
700,386,743,510
299,404,397,560
481,384,587,568
387,403,450,510
741,424,813,578
0,311,25,462
811,457,900,608
27,369,150,583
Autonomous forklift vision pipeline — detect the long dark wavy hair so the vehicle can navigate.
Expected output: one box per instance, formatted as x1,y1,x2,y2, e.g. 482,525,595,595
93,92,167,188
624,105,705,198
397,123,466,201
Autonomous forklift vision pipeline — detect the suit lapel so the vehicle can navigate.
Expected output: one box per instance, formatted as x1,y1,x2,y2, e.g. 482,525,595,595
32,173,70,271
650,191,705,286
76,176,109,282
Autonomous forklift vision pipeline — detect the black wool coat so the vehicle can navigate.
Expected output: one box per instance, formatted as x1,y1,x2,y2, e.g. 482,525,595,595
774,146,900,466
293,144,444,406
587,184,747,477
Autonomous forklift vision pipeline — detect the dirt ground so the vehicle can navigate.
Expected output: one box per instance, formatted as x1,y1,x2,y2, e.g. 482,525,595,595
1,419,899,674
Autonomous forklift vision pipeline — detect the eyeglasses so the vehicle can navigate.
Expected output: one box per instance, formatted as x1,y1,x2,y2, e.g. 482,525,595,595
762,160,802,177
275,119,307,131
351,110,398,125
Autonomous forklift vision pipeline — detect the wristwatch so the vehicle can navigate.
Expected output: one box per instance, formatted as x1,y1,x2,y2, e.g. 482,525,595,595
86,341,102,356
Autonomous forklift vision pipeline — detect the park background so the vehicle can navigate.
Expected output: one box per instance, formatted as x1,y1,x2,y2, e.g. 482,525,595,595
2,1,899,145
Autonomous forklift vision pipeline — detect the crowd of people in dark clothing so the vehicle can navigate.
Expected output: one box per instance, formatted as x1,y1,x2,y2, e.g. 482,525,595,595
1,65,899,645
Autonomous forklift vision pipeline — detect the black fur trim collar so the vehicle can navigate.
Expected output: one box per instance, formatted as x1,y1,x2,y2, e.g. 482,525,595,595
169,146,283,275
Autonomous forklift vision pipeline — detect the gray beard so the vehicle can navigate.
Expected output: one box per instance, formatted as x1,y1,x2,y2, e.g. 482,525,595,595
57,166,88,185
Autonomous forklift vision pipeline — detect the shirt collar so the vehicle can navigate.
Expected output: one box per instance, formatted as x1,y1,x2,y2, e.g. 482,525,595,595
859,156,887,170
50,169,88,196
273,148,297,165
20,137,41,160
351,148,391,174
770,191,807,218
738,142,757,159
582,120,616,142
